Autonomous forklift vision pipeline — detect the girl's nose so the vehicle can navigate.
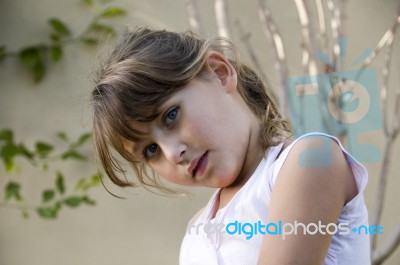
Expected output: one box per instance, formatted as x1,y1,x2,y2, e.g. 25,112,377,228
160,139,187,164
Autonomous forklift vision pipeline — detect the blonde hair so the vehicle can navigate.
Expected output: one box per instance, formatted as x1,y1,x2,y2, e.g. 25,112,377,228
91,27,290,193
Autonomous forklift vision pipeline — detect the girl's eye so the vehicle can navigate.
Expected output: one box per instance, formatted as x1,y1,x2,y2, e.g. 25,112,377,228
144,143,158,159
164,107,179,126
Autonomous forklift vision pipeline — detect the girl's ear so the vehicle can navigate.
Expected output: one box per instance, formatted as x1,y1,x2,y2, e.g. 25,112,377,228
205,52,238,93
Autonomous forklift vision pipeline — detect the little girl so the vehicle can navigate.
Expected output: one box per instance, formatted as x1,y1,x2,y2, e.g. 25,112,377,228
91,28,370,264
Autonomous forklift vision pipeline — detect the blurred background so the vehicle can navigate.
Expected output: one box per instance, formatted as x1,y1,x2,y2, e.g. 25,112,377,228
0,0,399,264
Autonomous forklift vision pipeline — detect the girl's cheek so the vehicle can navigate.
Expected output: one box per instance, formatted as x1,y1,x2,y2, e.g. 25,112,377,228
153,160,174,179
184,115,210,140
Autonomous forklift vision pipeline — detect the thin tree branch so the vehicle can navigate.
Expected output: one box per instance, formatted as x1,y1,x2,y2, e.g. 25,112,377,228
337,0,347,40
371,11,400,253
326,0,342,72
358,12,400,70
295,0,348,141
184,0,205,37
316,0,329,56
294,0,319,76
256,0,289,117
381,32,397,138
371,138,396,250
392,82,400,138
214,0,231,39
372,223,400,265
233,19,277,103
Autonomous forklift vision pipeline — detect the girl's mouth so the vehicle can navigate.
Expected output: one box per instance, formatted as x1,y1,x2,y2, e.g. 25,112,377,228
191,151,208,178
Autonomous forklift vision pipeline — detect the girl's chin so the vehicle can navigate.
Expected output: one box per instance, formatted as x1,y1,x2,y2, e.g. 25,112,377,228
190,170,238,188
212,175,238,189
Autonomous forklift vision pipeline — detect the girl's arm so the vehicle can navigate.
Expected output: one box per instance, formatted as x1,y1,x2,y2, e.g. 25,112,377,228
257,135,358,265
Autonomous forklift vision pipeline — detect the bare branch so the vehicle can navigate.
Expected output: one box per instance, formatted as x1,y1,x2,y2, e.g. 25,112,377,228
256,0,289,117
380,31,397,138
294,0,319,76
337,0,347,39
372,223,400,265
337,0,347,68
316,0,329,55
381,6,400,141
358,12,400,70
318,0,346,73
371,138,396,251
392,81,400,139
233,19,278,103
214,0,231,39
185,0,205,37
326,0,343,72
371,9,400,252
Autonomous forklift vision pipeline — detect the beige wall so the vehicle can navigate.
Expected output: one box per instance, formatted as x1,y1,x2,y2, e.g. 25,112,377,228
0,0,399,264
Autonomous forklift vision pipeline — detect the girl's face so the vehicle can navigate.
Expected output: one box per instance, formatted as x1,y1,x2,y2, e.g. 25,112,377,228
124,53,263,189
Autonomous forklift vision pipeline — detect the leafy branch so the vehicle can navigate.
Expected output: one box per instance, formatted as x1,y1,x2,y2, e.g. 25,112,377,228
0,0,126,83
0,129,101,219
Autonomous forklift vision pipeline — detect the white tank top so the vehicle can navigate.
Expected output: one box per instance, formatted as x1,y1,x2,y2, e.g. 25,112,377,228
180,133,371,265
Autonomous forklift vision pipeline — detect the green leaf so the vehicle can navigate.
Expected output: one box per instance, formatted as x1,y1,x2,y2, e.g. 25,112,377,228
74,175,101,192
56,132,69,142
18,46,41,69
37,207,56,218
89,23,115,35
82,0,94,6
64,196,82,208
50,46,62,62
4,158,15,173
35,142,54,158
33,61,45,83
22,210,30,219
90,174,101,187
18,46,46,82
17,144,34,160
1,143,19,157
5,182,22,201
0,129,13,142
72,132,91,148
0,46,6,61
100,7,126,17
61,150,86,161
36,204,60,219
48,18,71,36
49,33,61,42
56,172,65,194
80,37,98,45
42,189,55,203
0,135,33,172
82,196,96,205
1,143,19,173
74,178,88,191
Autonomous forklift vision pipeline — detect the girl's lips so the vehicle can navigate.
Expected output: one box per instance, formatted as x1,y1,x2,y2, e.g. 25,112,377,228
190,151,208,178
